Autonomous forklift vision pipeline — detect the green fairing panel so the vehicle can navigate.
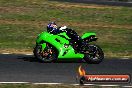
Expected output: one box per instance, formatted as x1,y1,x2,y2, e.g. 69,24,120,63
58,46,84,59
58,32,71,40
81,32,96,39
41,43,46,50
36,32,84,60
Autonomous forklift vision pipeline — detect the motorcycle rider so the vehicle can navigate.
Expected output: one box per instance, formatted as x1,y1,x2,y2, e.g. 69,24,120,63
47,22,83,50
47,22,59,34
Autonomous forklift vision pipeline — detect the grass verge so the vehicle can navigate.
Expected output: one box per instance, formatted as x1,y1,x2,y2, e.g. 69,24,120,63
0,0,131,58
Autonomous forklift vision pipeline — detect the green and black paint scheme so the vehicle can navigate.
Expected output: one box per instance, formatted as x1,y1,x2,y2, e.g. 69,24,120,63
34,31,104,63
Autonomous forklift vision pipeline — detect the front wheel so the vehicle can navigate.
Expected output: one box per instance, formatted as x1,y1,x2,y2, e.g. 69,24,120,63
83,44,104,64
34,44,58,63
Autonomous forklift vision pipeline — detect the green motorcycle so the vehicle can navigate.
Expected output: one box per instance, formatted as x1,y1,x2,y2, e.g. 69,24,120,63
33,28,104,63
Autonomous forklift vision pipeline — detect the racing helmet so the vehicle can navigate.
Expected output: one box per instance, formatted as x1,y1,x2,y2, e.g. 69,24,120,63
47,22,57,32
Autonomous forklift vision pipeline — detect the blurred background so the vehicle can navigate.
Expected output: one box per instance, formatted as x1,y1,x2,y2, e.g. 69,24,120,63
0,0,131,58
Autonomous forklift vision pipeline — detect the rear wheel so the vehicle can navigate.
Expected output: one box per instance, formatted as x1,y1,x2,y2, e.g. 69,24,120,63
83,44,104,64
34,43,58,63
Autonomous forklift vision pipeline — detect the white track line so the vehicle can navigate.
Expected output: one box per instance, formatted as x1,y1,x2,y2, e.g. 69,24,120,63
121,56,130,59
1,53,10,54
1,53,33,55
83,84,95,86
123,86,132,88
0,82,61,85
0,82,131,87
71,84,79,86
33,83,62,85
99,85,120,87
121,58,130,59
25,54,33,55
0,82,29,84
71,84,95,86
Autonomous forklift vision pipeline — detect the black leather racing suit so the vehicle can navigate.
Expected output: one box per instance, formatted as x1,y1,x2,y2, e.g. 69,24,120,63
48,27,83,49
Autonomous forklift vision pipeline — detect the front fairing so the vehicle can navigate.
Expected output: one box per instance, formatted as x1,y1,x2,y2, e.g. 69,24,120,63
36,32,84,60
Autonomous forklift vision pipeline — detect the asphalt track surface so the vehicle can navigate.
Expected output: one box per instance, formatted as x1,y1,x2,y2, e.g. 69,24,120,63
52,0,132,7
0,54,132,86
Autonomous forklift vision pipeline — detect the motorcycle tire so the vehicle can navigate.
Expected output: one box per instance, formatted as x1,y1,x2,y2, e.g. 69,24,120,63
83,44,104,64
34,44,58,63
